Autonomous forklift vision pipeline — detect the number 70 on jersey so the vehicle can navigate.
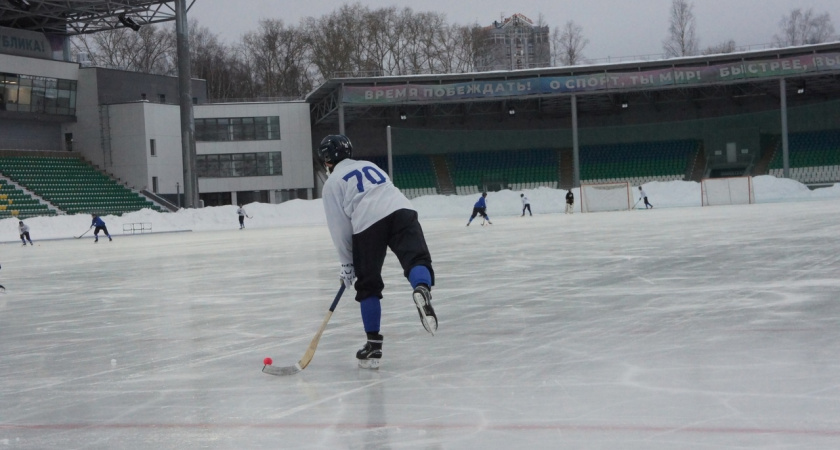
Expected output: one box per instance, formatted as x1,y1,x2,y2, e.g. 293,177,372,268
343,166,387,192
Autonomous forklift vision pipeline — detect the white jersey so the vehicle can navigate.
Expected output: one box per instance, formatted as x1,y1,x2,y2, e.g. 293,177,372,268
322,158,414,266
237,207,246,216
639,189,648,198
19,223,30,233
521,195,530,205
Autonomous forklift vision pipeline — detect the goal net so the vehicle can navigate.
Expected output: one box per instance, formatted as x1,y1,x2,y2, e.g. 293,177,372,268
701,176,755,206
580,181,632,213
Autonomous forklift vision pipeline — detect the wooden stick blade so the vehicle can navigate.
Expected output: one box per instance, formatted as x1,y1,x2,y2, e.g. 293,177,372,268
261,285,344,377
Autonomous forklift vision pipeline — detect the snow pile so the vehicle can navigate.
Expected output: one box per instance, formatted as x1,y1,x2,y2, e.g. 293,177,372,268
1,175,837,242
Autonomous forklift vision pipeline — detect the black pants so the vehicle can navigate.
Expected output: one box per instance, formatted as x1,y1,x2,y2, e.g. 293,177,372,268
351,209,434,301
239,215,245,227
94,226,110,237
469,207,488,220
20,232,32,242
522,204,531,216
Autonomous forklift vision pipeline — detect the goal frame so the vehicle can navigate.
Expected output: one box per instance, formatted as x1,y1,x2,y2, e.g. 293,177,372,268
701,176,755,206
580,181,632,213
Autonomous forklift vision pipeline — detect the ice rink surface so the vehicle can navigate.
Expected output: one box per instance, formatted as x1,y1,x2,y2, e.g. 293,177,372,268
2,200,840,449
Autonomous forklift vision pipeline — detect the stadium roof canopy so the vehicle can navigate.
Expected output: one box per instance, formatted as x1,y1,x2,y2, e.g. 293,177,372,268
0,0,192,36
307,42,840,129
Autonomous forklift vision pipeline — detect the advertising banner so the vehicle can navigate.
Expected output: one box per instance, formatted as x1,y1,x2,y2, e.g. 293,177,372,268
342,53,840,104
0,26,51,59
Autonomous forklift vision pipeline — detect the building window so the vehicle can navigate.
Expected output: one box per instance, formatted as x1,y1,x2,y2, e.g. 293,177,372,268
150,139,156,156
196,151,282,178
152,176,158,193
195,116,281,141
1,73,76,115
158,94,165,103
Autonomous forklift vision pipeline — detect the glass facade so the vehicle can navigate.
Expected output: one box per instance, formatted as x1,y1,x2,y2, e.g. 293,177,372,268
1,73,77,115
196,152,282,178
195,116,280,141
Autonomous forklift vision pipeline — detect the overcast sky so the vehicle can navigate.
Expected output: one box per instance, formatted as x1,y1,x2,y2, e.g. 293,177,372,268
188,0,838,62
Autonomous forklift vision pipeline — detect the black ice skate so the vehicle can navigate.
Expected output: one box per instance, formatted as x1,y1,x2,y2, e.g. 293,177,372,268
356,333,383,369
412,284,437,335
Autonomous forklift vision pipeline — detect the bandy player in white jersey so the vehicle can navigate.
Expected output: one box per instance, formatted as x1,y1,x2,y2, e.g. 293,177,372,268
318,134,437,369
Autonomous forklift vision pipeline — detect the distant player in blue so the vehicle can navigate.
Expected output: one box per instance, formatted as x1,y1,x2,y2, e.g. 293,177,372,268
90,214,112,243
466,192,492,226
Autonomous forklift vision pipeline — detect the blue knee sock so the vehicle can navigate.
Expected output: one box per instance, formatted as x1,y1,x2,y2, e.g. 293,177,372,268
359,296,381,333
408,265,432,289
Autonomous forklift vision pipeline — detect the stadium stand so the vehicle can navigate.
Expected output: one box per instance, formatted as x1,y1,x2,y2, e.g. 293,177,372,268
391,154,438,198
767,129,840,185
0,179,58,219
0,155,164,216
448,149,558,194
579,139,700,184
370,155,439,198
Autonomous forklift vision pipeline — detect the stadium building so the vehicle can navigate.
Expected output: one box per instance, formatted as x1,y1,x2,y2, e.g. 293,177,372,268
308,42,840,200
475,13,551,72
1,1,313,219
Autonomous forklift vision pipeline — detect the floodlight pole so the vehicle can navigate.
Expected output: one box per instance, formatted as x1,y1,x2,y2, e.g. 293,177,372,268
338,85,345,135
176,0,198,208
779,78,790,179
386,125,393,180
571,94,580,188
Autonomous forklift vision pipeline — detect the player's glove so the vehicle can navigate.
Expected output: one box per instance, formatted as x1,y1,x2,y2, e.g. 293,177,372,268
339,263,356,286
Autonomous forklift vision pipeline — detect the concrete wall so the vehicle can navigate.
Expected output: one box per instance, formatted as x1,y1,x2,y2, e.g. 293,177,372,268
195,101,314,196
93,67,207,105
143,104,184,195
68,68,103,166
0,53,78,80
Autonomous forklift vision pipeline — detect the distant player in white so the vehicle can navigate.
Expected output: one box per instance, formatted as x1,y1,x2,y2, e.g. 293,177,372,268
18,221,34,246
639,186,653,209
236,205,248,229
520,193,531,216
319,134,437,369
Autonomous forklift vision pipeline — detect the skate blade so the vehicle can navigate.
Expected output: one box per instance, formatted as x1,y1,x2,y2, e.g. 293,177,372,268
358,359,381,370
413,292,437,336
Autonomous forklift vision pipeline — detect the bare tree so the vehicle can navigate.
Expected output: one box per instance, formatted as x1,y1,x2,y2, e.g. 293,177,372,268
552,20,589,66
76,4,616,95
72,25,176,75
398,10,448,75
663,0,699,58
468,25,493,71
773,8,836,47
702,39,736,55
532,14,554,68
304,3,371,78
363,6,402,76
185,22,253,100
434,22,477,74
241,19,313,98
